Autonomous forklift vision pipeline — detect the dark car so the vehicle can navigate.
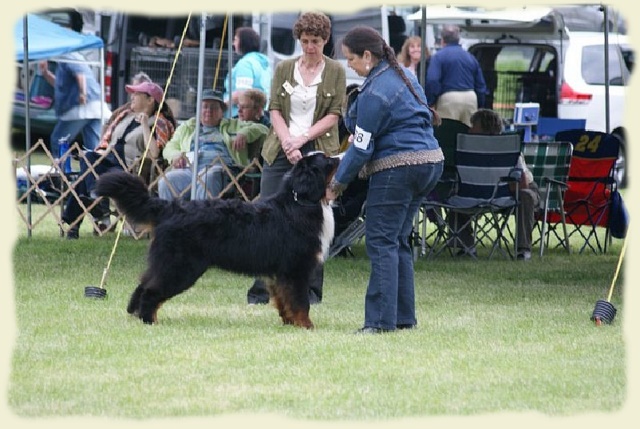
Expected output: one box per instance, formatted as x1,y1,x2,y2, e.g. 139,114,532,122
12,65,57,139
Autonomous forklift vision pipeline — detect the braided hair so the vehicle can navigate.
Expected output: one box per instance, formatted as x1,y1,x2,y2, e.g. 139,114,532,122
342,26,441,125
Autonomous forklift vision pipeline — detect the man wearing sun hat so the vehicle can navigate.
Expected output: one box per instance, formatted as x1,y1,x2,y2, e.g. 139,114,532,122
158,89,269,200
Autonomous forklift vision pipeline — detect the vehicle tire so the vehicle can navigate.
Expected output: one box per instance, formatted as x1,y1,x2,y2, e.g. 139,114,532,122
613,132,627,188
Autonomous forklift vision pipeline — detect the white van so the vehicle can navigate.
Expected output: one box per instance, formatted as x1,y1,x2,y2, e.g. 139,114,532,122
410,5,632,186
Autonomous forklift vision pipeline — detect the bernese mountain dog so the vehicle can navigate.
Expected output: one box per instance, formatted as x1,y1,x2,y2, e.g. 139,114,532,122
95,152,339,329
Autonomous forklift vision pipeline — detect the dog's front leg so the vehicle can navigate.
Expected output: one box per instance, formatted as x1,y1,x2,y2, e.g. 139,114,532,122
285,278,314,329
266,280,294,325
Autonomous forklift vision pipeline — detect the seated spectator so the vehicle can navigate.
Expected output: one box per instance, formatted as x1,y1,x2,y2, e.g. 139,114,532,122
449,109,539,260
158,89,269,201
104,72,152,129
62,81,176,239
94,72,163,234
237,88,271,127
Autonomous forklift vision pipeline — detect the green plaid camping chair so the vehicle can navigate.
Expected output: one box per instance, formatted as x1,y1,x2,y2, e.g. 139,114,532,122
522,141,574,257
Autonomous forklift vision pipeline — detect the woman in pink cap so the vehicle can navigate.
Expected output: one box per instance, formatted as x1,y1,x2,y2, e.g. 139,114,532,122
62,81,176,239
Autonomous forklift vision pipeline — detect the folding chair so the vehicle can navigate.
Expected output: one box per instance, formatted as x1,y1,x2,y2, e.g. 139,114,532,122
547,129,621,254
412,119,469,258
428,133,522,259
328,201,366,259
328,176,368,258
522,141,574,257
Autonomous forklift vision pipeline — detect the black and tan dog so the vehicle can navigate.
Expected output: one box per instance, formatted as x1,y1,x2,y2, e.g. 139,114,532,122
96,152,339,329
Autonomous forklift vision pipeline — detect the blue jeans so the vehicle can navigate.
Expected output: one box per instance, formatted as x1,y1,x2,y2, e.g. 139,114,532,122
158,165,228,200
50,118,101,156
363,161,443,330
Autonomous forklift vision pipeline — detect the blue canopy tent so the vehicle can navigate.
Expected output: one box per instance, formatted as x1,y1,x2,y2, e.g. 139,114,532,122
15,13,106,237
15,13,103,61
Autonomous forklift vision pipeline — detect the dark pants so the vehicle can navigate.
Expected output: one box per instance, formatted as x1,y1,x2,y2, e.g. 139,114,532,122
62,151,121,228
247,150,324,304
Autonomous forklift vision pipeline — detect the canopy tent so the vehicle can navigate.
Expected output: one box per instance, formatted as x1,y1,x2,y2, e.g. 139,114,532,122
15,13,103,62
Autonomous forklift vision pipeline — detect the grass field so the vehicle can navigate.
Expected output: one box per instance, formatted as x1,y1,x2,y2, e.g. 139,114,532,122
5,199,631,424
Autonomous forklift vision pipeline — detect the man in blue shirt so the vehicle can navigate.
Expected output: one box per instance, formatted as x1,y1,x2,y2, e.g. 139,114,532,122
425,25,487,127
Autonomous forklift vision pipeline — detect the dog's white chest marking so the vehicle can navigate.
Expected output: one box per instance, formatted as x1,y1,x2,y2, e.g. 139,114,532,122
319,202,335,262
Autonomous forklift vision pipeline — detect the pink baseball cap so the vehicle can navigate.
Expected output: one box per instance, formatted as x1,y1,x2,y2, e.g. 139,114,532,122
125,82,164,104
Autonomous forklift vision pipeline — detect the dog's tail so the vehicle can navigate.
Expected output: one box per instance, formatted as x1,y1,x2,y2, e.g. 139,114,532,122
96,171,169,227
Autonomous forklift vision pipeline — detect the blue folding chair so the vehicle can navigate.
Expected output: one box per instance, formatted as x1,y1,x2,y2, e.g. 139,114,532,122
427,133,522,259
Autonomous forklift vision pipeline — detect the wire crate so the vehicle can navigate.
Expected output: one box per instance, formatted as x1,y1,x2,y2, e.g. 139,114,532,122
129,47,240,119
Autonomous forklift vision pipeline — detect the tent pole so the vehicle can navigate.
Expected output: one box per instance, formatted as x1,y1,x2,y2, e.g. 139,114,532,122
419,7,426,89
603,5,610,134
226,14,234,118
23,15,32,238
190,12,207,201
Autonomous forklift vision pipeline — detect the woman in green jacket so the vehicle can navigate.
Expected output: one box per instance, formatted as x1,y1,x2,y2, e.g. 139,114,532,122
158,89,268,200
247,11,346,305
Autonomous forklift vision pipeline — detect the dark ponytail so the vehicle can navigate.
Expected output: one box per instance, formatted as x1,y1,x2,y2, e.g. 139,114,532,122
342,26,439,125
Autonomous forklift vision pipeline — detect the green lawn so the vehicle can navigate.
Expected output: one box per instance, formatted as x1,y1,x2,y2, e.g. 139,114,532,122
5,202,630,422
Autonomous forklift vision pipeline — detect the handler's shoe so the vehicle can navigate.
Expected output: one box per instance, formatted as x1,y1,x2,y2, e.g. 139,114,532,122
517,250,532,261
66,226,79,240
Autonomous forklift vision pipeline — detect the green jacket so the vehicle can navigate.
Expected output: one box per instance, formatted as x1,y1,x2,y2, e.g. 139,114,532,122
262,56,346,165
162,117,269,167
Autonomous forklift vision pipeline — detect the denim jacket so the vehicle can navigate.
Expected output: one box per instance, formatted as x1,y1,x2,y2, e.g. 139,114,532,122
333,60,442,186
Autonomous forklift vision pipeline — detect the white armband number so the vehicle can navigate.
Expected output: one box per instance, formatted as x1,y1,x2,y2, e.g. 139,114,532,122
353,125,371,150
236,76,254,89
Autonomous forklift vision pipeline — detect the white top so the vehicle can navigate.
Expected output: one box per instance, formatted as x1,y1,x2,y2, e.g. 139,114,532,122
288,60,325,138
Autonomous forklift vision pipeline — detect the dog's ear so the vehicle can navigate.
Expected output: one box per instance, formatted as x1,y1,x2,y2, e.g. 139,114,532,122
291,156,326,203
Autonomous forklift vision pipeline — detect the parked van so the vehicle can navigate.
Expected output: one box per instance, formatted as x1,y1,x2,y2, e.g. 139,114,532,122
410,6,632,186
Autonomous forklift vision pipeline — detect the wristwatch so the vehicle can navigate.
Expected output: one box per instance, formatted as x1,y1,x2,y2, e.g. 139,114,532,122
303,131,310,142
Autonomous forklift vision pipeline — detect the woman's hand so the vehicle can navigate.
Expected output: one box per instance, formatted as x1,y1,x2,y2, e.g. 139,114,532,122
285,149,303,164
282,135,308,156
232,134,247,151
325,187,338,201
171,153,188,169
135,112,149,125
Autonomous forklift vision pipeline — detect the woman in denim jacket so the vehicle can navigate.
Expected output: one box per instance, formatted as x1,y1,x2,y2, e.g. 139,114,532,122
327,26,444,334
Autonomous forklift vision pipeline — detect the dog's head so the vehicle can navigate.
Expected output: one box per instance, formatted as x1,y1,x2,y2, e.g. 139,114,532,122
288,152,340,204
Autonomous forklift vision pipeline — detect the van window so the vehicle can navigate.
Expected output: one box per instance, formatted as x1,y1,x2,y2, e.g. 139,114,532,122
581,45,628,86
472,44,558,119
126,15,190,45
620,46,634,73
270,13,298,56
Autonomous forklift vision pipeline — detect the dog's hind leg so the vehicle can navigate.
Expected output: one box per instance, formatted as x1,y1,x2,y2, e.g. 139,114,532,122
136,259,209,324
